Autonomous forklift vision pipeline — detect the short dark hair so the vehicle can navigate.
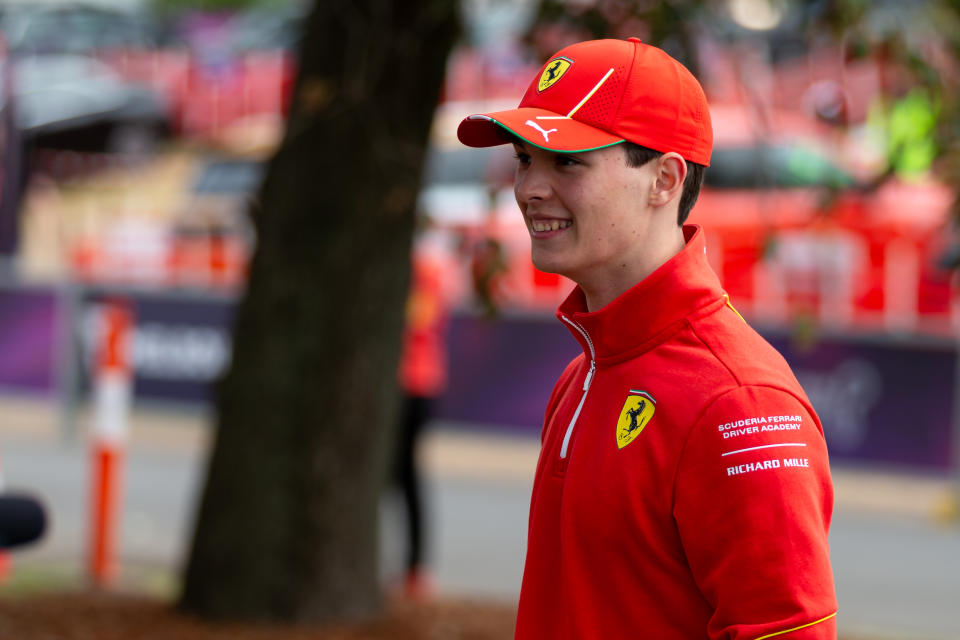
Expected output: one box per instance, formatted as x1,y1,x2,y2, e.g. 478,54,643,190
623,142,705,225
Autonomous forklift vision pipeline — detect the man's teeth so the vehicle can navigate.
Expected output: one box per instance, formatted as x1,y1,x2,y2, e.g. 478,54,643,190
532,219,572,232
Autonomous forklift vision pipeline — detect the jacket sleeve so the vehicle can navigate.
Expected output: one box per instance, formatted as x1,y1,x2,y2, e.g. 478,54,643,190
673,384,838,640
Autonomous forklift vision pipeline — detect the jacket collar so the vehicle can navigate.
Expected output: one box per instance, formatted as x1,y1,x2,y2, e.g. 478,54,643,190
556,225,725,363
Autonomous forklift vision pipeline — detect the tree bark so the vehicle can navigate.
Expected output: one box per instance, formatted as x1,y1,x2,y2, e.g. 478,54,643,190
179,0,459,622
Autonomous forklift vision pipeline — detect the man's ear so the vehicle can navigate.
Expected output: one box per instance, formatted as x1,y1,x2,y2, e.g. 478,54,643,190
649,153,687,207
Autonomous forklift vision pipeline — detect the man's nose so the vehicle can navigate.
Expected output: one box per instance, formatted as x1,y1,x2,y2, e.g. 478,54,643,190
514,163,551,205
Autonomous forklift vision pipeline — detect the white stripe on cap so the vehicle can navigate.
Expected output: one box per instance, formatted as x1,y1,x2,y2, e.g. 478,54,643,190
566,68,614,118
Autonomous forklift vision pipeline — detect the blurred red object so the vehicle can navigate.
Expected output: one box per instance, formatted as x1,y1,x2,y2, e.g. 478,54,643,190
101,49,294,141
70,232,248,291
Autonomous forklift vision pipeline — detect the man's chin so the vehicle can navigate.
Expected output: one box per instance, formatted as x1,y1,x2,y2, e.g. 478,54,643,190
530,256,571,280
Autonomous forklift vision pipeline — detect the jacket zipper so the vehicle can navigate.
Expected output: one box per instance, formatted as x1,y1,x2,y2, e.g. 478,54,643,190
559,316,596,459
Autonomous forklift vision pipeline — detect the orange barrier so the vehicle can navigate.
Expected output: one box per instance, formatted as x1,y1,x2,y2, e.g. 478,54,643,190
88,301,133,587
70,232,248,291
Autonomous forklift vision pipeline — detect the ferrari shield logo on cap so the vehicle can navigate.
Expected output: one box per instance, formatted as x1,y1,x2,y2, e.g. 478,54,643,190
538,57,573,92
616,390,656,449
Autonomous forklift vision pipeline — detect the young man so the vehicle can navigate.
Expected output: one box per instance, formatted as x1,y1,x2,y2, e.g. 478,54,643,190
458,38,837,639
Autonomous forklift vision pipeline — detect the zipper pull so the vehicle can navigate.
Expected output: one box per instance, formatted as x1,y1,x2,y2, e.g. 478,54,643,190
583,361,596,391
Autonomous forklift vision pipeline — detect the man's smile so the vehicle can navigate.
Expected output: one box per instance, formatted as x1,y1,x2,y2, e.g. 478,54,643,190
530,219,573,233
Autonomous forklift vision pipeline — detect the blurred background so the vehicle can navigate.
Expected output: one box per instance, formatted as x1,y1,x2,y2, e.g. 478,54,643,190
0,0,957,638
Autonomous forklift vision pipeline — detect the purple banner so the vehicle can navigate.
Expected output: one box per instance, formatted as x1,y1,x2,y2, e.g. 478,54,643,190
0,286,57,391
0,284,954,471
766,332,955,471
75,289,236,403
437,314,579,431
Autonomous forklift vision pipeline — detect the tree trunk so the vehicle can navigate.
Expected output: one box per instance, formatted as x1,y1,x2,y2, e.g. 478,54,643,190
179,0,459,622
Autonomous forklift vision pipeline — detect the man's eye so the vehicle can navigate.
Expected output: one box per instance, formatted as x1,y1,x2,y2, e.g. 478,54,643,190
514,153,531,164
556,155,579,167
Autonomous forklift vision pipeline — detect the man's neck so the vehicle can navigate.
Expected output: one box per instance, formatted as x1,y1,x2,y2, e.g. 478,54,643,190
580,225,686,312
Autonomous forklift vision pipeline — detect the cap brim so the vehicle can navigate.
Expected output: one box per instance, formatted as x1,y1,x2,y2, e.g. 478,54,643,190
457,107,624,153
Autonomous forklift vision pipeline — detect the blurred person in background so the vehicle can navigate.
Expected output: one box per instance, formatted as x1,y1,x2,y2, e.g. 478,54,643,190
470,149,515,318
458,38,837,639
391,222,451,600
469,234,507,318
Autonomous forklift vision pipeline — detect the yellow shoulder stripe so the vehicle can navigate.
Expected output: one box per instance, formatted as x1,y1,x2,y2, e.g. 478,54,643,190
754,612,837,639
724,294,746,323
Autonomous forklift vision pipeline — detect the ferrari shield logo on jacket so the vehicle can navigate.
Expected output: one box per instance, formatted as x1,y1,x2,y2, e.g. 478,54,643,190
615,390,656,449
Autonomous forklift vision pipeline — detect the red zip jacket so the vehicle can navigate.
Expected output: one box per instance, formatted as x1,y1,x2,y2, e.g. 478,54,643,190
515,226,837,640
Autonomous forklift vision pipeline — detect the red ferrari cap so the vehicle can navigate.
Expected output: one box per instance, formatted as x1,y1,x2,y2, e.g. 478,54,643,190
457,38,712,166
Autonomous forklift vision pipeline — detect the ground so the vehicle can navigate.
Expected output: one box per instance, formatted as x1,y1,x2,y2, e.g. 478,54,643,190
0,592,883,639
0,592,518,640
